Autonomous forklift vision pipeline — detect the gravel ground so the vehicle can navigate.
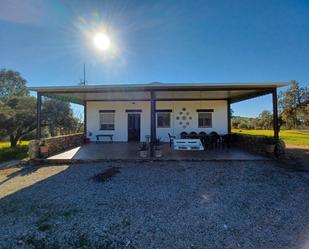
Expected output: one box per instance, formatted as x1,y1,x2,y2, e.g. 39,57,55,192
0,161,308,249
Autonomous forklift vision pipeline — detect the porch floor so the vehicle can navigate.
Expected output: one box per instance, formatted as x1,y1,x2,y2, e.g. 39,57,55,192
48,142,269,161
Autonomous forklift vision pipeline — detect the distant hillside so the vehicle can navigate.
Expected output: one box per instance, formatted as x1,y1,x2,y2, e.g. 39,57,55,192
232,111,273,130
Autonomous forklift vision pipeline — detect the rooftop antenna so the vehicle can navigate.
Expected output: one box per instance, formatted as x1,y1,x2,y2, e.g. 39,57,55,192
79,63,86,86
83,63,86,85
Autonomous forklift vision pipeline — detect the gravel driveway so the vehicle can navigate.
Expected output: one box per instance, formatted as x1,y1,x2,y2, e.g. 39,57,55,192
0,161,308,249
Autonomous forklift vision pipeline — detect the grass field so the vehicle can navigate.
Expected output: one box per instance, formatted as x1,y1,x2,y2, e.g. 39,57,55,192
0,141,29,163
232,129,309,146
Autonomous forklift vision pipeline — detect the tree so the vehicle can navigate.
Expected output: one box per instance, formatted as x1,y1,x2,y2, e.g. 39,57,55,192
0,69,28,100
0,96,37,147
257,110,273,130
238,122,248,129
232,111,273,130
42,98,82,137
0,70,36,147
232,117,241,129
0,101,14,137
279,80,309,129
231,81,308,130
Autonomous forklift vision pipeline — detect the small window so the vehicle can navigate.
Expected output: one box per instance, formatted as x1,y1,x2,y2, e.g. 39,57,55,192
198,112,212,128
157,112,170,128
99,111,115,130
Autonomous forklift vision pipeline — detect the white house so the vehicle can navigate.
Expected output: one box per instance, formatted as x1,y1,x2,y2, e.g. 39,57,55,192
29,82,287,154
86,100,228,142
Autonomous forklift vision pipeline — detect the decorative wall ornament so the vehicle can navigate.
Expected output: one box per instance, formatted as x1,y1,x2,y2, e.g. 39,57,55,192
177,107,192,127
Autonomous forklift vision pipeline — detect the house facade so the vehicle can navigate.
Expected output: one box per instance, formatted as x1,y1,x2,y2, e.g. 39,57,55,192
29,82,287,155
86,100,228,142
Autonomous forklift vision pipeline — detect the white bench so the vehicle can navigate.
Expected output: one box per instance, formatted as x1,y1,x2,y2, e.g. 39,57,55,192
96,134,113,143
173,139,204,151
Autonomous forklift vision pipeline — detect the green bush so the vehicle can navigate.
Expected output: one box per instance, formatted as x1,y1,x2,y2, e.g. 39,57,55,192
0,145,28,163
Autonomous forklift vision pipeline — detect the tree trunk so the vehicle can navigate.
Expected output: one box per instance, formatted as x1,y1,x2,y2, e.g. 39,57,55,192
10,135,18,147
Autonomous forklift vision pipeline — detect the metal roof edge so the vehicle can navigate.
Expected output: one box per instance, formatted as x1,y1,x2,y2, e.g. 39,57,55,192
28,82,289,92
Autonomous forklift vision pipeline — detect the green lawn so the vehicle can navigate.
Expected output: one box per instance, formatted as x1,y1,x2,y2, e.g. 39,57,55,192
0,141,29,163
232,129,309,146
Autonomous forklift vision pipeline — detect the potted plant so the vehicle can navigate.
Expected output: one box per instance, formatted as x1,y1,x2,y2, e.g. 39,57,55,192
265,144,276,154
154,138,163,158
39,139,49,157
139,142,148,158
264,137,276,154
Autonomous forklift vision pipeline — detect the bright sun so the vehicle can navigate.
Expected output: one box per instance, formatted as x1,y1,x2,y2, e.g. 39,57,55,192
93,33,111,51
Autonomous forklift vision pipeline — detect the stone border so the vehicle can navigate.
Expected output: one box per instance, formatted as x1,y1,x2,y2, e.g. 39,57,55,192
28,133,84,159
231,133,286,158
29,157,270,166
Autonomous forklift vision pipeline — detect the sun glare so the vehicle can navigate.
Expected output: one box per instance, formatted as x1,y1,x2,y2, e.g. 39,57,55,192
93,33,111,51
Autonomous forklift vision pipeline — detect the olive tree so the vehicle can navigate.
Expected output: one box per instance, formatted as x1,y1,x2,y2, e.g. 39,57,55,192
0,96,37,147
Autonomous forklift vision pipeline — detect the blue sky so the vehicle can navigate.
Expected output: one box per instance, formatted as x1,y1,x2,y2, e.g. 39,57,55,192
0,0,308,117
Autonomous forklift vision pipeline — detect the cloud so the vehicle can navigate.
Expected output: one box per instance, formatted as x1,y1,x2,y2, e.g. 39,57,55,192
0,0,45,24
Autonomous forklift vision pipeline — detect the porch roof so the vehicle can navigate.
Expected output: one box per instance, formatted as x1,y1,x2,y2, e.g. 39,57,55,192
29,82,288,104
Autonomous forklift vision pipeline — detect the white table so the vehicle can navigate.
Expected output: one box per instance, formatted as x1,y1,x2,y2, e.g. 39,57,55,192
173,139,204,151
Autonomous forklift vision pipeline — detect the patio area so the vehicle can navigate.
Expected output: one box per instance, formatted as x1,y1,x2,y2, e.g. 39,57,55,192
48,142,269,161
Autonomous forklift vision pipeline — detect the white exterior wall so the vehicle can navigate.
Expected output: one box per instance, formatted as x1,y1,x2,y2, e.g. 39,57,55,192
86,100,228,142
87,101,150,142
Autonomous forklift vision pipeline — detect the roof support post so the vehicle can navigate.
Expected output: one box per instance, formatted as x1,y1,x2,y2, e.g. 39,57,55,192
272,88,279,140
36,92,42,139
227,99,231,134
84,101,87,139
150,91,156,157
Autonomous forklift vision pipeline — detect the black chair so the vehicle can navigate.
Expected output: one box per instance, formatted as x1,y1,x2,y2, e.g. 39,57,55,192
209,131,219,136
221,134,231,149
209,131,221,149
168,133,176,147
189,131,198,139
204,135,211,149
180,131,188,139
199,131,207,137
198,132,207,145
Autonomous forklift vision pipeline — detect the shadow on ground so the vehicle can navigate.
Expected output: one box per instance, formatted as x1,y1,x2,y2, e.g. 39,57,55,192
284,146,309,170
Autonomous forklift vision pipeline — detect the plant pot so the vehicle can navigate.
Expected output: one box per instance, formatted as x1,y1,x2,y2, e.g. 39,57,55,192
139,150,147,158
155,149,162,158
40,145,49,157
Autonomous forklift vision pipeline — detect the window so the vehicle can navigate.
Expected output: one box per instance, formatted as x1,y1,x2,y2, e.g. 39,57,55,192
99,111,115,130
157,112,171,128
198,112,212,128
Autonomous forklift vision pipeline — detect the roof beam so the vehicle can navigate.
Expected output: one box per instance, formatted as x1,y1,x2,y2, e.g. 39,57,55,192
230,89,273,103
34,86,279,94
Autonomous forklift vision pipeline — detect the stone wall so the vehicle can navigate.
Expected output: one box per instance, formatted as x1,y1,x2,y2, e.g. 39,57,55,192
231,133,285,158
28,133,84,159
